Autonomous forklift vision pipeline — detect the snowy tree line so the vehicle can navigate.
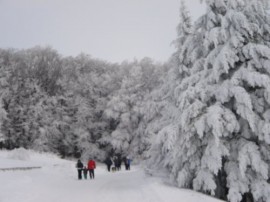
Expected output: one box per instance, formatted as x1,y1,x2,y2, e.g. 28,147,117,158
0,0,270,201
0,47,167,160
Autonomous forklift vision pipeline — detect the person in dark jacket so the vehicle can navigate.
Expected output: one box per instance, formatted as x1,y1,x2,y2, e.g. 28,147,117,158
105,157,112,172
116,155,122,171
87,158,96,179
76,159,84,180
126,157,131,170
123,156,128,170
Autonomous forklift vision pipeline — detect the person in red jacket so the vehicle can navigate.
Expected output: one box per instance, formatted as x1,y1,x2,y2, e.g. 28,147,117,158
87,158,96,179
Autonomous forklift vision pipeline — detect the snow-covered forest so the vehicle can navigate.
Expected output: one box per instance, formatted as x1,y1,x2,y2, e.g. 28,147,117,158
1,0,270,202
0,47,167,159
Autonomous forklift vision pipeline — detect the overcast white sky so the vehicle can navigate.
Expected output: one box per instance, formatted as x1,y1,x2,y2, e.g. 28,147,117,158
0,0,205,63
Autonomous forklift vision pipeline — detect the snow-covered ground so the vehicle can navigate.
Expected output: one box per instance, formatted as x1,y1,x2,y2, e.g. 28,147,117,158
0,149,223,202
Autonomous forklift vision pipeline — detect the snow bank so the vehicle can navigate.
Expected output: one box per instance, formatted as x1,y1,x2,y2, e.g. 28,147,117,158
0,148,71,169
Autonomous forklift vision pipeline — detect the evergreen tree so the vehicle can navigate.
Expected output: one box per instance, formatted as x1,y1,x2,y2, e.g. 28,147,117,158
148,0,270,201
171,0,192,77
147,0,193,177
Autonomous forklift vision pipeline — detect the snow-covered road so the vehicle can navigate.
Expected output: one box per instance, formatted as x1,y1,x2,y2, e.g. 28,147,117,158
0,149,223,202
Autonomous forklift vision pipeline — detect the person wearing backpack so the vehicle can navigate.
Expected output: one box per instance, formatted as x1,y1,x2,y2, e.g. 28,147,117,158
87,158,96,179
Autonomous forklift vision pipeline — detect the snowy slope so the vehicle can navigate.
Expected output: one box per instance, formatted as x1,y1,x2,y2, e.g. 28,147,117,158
0,149,224,202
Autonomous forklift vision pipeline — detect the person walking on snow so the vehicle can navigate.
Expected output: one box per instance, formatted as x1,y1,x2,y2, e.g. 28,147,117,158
83,166,88,179
87,158,96,179
126,157,131,170
116,155,122,171
76,159,84,180
105,157,112,172
123,156,128,170
111,156,116,172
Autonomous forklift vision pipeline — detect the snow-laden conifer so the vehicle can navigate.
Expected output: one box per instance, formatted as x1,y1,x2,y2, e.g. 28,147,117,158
146,0,193,180
148,0,270,201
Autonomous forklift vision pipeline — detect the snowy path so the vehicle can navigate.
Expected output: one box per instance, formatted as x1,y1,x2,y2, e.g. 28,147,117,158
0,150,223,202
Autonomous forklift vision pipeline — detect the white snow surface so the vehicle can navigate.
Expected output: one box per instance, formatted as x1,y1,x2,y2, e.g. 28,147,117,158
0,149,223,202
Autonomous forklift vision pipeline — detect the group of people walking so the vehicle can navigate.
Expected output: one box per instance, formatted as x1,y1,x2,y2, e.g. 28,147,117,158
104,156,131,172
76,158,96,180
76,156,132,180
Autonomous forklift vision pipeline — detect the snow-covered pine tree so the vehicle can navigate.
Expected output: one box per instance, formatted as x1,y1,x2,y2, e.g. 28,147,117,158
146,0,193,178
171,0,193,77
149,0,270,201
